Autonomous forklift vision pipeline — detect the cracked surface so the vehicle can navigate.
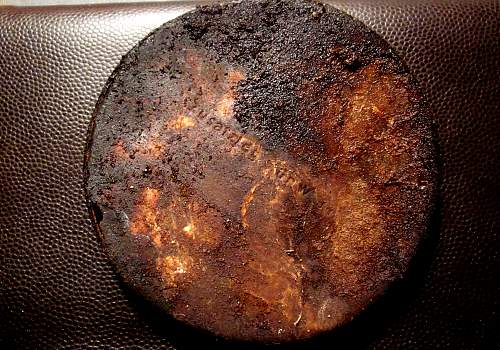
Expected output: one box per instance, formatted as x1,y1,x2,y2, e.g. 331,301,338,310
85,0,436,343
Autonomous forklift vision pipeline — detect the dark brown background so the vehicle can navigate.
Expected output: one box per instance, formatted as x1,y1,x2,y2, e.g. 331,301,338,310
0,1,498,349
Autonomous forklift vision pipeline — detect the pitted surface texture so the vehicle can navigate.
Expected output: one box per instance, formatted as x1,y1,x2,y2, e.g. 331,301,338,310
86,0,435,342
0,0,498,349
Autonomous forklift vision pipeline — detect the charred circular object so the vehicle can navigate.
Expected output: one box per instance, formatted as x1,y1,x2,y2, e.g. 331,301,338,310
85,0,436,343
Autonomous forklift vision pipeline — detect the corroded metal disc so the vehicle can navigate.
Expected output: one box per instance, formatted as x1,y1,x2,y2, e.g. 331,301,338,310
85,0,436,343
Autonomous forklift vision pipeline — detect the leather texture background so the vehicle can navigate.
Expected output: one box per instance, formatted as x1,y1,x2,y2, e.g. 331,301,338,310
0,1,498,349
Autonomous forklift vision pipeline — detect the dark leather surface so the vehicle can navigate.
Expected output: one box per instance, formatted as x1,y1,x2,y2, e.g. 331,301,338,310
0,1,498,349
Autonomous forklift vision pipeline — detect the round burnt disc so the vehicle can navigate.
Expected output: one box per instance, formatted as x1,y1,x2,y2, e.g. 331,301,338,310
85,0,436,343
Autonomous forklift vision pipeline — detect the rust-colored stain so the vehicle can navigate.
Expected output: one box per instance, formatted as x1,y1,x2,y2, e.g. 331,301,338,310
86,0,436,343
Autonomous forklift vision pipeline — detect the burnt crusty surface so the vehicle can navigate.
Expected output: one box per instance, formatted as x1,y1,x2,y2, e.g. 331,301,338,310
85,0,436,343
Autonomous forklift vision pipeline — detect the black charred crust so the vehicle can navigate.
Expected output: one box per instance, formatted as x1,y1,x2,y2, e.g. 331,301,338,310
177,0,403,156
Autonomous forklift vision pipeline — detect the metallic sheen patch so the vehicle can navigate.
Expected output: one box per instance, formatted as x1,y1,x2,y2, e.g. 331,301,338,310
85,0,436,343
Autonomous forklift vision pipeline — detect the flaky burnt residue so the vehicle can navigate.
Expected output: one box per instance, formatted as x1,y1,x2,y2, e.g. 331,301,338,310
86,0,436,343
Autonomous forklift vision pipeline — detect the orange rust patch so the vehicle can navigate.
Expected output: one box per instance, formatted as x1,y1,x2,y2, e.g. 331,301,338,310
128,130,166,159
157,253,194,287
217,70,245,119
167,115,196,130
240,183,259,229
130,188,162,247
113,139,129,159
216,93,235,118
228,69,245,84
